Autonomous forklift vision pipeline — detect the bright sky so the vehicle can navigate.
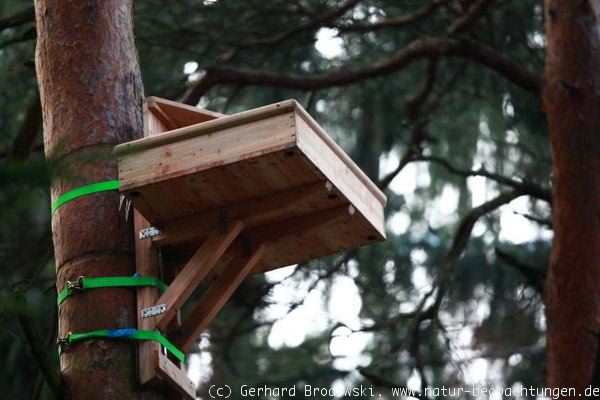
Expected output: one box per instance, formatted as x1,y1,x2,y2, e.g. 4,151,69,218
185,30,551,398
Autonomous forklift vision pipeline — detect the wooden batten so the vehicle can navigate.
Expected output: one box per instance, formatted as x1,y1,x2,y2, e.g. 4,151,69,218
134,211,161,385
154,350,196,400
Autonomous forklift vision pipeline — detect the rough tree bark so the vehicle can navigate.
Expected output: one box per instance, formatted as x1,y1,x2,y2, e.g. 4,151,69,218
34,1,164,398
543,0,600,395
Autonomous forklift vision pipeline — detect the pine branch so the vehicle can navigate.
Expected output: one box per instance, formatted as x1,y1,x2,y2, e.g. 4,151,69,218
404,57,440,120
9,91,42,161
0,6,34,34
447,0,496,34
414,155,552,203
495,247,546,293
12,287,64,400
214,0,361,64
336,0,448,33
182,36,540,104
414,191,524,325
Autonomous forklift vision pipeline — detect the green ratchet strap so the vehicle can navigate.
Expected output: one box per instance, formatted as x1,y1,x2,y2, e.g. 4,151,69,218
52,180,120,215
58,329,185,362
57,276,168,306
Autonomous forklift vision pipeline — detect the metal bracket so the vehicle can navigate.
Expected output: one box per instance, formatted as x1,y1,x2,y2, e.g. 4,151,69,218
141,304,167,319
139,226,162,239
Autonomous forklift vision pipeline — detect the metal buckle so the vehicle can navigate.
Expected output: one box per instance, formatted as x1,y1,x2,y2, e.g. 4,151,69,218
66,276,84,295
57,332,72,353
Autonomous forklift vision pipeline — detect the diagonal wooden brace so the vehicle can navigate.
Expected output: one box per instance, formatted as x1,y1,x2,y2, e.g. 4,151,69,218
153,220,244,331
177,245,266,353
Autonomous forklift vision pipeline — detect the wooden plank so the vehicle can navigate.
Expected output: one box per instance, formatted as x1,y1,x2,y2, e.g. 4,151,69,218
154,220,244,331
154,349,196,400
152,181,334,246
249,204,354,244
134,210,161,384
295,111,386,238
178,245,266,353
118,112,297,191
294,105,386,205
116,99,296,155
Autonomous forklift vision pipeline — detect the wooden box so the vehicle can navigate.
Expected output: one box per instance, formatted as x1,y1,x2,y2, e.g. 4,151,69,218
115,98,386,273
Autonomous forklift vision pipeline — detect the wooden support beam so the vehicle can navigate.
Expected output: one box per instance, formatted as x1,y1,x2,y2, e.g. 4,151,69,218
154,220,244,330
154,349,196,400
134,210,161,384
152,181,334,246
177,245,266,353
250,204,354,244
206,204,355,278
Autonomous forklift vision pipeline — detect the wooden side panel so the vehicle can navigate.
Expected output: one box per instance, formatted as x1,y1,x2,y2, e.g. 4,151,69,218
143,101,172,138
295,112,386,239
119,112,297,190
146,96,223,128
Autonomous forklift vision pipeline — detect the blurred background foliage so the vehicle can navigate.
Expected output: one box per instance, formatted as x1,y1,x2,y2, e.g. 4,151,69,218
1,0,552,398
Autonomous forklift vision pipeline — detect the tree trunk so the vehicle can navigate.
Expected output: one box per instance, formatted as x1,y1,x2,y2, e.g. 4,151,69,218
34,1,164,398
543,0,600,395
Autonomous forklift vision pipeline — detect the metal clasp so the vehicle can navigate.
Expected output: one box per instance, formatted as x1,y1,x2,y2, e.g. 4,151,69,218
57,332,72,353
66,276,84,295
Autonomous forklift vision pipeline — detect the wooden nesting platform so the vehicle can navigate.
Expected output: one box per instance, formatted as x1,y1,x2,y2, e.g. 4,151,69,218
120,97,387,399
116,98,386,273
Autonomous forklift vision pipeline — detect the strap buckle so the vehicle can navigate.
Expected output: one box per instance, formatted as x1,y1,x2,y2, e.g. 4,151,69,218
57,332,72,353
66,276,84,295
